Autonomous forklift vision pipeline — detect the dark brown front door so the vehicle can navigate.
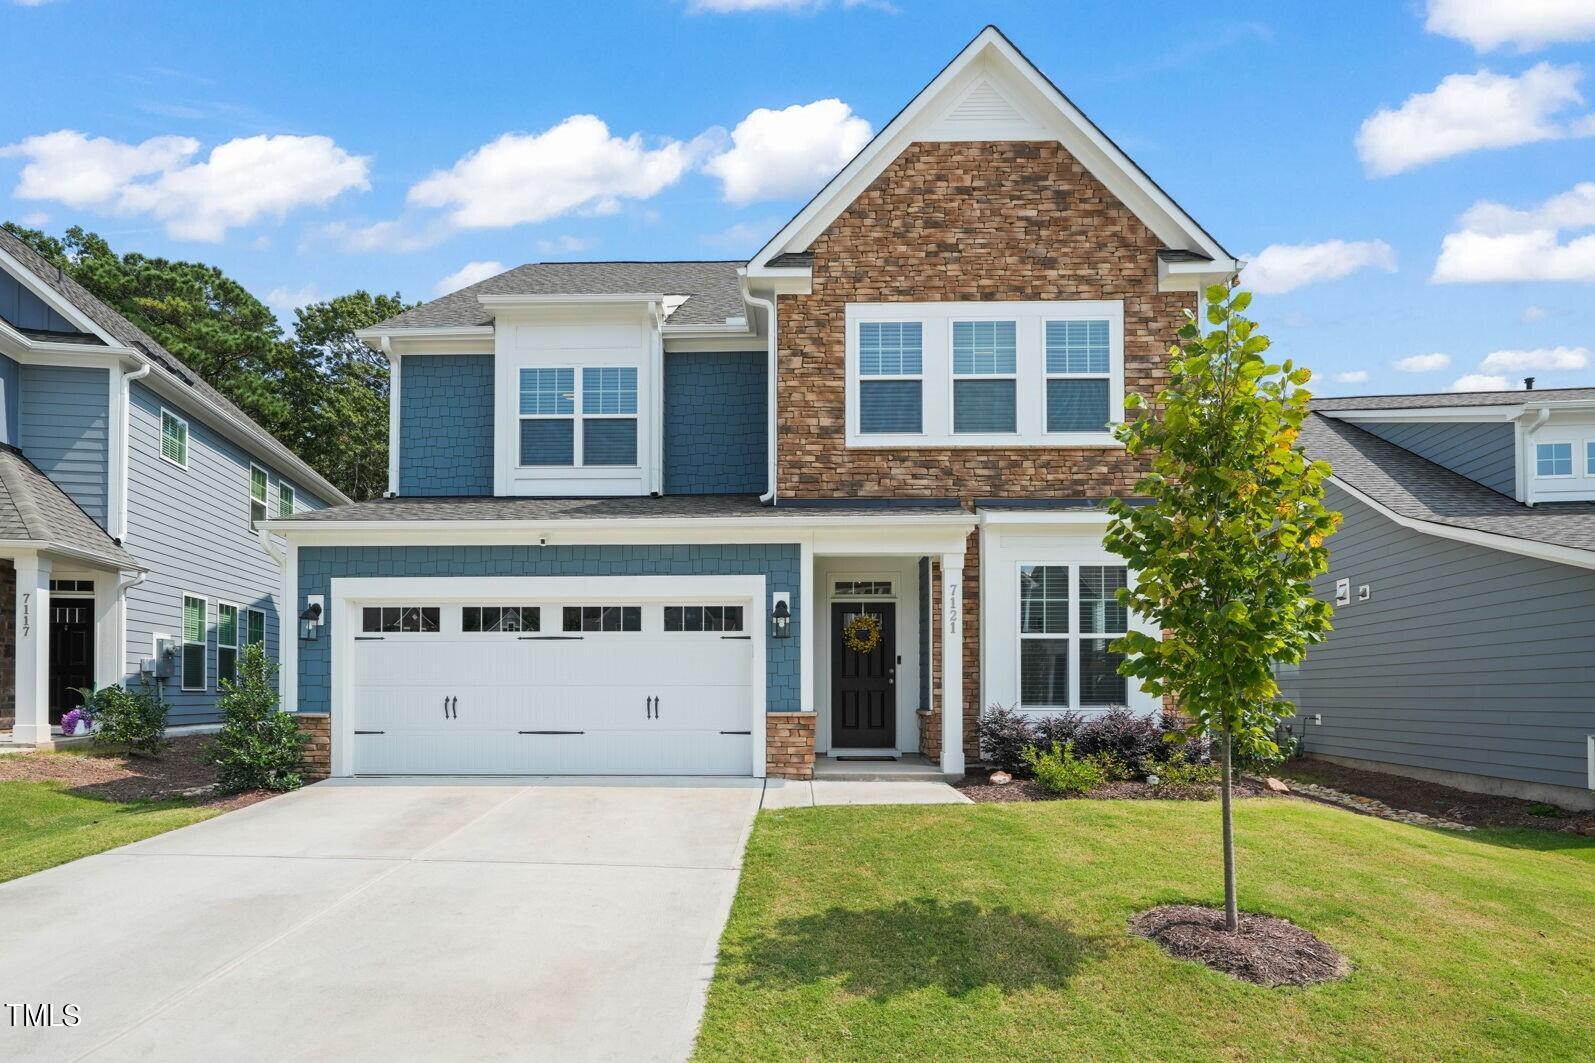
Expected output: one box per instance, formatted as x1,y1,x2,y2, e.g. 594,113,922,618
831,602,895,749
49,598,95,724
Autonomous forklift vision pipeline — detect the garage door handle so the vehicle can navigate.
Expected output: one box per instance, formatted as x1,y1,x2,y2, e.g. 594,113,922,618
443,696,449,719
451,696,458,719
645,695,654,719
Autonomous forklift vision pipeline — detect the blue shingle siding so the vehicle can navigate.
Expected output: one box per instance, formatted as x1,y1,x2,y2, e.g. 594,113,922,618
296,543,801,713
123,380,329,725
399,354,494,496
1278,483,1595,793
0,353,18,446
20,363,108,527
663,351,766,494
1359,421,1516,496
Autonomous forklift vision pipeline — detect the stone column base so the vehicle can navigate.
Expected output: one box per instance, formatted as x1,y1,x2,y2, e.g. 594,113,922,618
295,713,331,781
766,711,816,779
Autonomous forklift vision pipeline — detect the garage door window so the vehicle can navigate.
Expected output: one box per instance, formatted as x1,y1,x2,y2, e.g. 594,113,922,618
664,605,744,632
462,606,541,633
563,605,641,632
362,606,441,633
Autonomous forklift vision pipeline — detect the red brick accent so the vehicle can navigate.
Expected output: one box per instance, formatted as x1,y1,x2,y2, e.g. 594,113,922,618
766,711,816,779
295,713,330,781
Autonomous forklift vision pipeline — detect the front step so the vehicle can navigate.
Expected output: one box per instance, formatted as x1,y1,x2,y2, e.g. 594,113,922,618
812,756,946,782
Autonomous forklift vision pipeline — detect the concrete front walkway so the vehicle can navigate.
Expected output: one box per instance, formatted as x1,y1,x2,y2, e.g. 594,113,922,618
762,777,972,808
0,778,761,1063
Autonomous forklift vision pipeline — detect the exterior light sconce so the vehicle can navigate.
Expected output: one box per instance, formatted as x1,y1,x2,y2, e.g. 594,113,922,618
299,598,324,641
771,594,791,639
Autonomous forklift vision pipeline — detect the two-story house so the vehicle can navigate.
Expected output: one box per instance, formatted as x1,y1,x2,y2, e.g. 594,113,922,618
0,228,346,747
268,26,1238,781
1285,391,1595,810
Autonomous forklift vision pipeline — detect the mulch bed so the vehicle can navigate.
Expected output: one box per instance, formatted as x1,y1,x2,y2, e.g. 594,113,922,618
1130,904,1350,987
956,774,1274,804
0,735,275,812
1278,758,1595,836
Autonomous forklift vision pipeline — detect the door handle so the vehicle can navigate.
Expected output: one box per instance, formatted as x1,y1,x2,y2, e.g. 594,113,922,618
443,696,449,719
645,695,653,719
451,696,458,719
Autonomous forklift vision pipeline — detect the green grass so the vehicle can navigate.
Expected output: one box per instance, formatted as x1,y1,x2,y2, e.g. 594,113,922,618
695,799,1595,1062
0,780,220,884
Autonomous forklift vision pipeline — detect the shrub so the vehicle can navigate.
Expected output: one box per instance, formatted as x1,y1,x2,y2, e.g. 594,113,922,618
977,704,1038,775
1072,707,1163,776
1032,711,1083,753
209,644,307,793
1022,741,1106,796
81,682,168,756
1153,751,1221,787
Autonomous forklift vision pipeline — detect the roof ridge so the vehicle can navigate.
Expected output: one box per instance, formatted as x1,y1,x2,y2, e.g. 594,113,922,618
1315,385,1595,404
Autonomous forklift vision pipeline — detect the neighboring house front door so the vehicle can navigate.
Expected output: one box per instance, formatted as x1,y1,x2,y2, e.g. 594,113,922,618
49,598,94,723
831,602,896,749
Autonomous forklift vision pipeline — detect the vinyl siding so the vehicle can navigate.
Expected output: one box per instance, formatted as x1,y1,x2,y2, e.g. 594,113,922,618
0,353,18,446
1279,484,1595,791
398,354,494,496
124,381,329,724
19,363,108,527
663,351,766,494
1360,421,1516,496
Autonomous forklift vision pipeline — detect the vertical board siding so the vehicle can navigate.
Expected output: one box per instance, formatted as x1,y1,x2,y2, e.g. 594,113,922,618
19,364,108,527
297,544,801,714
663,351,767,494
124,381,329,724
399,354,494,496
0,353,18,446
0,269,83,335
1360,421,1516,496
1278,484,1595,790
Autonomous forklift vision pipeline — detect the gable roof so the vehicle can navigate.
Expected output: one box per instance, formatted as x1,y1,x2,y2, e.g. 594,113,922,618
367,261,747,332
748,25,1236,275
0,229,350,506
1300,413,1595,557
0,444,140,570
1312,387,1595,413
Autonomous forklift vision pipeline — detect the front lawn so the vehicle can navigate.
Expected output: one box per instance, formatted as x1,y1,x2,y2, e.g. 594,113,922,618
0,779,220,883
695,798,1595,1062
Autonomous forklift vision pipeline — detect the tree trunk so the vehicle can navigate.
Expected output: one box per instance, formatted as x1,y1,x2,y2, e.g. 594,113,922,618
1220,731,1238,931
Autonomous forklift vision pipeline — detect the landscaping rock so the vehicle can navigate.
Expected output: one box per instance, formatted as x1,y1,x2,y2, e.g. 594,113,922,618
1130,904,1350,987
1265,777,1290,793
989,771,1013,786
1284,779,1475,831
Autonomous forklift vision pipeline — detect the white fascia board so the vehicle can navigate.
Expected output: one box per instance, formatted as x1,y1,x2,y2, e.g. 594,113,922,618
1322,406,1526,424
356,324,494,341
1329,474,1595,572
478,293,665,312
978,510,1113,526
265,512,978,536
747,26,1234,272
1157,258,1236,292
0,539,147,572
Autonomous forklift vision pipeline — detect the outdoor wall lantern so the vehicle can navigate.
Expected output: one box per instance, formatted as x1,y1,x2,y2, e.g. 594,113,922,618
771,594,791,639
299,600,323,641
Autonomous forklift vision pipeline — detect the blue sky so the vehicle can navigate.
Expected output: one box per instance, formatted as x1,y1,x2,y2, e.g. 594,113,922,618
3,0,1593,397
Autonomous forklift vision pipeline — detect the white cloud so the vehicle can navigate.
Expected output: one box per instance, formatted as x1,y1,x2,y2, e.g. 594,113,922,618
1241,239,1397,294
266,284,324,311
1426,0,1595,52
1479,345,1591,371
1433,182,1595,282
1450,373,1515,391
1355,63,1593,176
408,116,695,231
433,261,505,297
1394,352,1453,372
18,211,49,227
700,220,775,250
703,99,872,204
0,130,370,241
1522,305,1550,321
1332,370,1371,384
535,235,592,256
12,0,62,7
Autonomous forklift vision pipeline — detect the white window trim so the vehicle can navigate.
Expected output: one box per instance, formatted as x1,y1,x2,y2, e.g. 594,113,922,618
249,463,269,526
216,601,240,687
278,482,296,518
243,606,266,648
181,593,207,692
845,300,1125,449
1535,441,1575,479
160,408,189,470
1014,561,1131,712
1042,317,1115,435
514,366,642,470
950,318,1019,436
857,320,926,437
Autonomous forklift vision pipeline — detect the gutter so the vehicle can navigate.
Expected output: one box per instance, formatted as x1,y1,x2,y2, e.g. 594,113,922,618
739,275,778,504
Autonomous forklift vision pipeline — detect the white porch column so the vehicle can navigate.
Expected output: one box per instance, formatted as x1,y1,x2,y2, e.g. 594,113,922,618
12,554,51,744
940,550,965,777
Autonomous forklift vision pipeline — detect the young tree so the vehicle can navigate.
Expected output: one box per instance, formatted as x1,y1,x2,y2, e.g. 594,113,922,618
1104,284,1338,930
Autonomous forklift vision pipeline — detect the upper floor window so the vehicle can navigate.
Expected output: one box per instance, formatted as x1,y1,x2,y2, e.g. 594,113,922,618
1588,441,1595,476
1536,442,1573,477
161,409,189,468
278,483,295,517
249,465,268,525
518,366,638,468
845,301,1124,448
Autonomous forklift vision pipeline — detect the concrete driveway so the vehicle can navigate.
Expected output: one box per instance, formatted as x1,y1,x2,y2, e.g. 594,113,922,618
0,777,762,1063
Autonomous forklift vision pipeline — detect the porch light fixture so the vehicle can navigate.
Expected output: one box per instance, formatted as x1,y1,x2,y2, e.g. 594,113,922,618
771,598,791,640
298,601,323,641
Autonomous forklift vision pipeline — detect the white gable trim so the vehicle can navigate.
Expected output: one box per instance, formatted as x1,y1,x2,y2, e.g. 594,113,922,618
747,26,1236,280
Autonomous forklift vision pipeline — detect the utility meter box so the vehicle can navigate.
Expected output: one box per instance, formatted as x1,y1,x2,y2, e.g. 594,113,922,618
142,637,178,679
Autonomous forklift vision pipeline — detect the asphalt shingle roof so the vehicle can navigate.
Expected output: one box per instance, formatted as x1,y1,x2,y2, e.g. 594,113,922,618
1301,413,1595,553
370,261,748,331
1311,387,1595,411
276,494,970,523
0,445,140,569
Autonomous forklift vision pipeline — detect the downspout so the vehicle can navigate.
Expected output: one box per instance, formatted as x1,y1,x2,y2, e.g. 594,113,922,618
1523,406,1551,507
741,279,778,504
117,362,152,541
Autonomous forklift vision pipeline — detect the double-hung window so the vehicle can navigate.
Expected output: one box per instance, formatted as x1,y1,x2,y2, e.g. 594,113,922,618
249,465,268,526
181,595,207,691
217,603,239,687
952,320,1017,433
161,409,188,468
244,608,265,648
278,483,295,517
858,322,923,434
1018,564,1129,709
1045,319,1113,433
518,367,638,467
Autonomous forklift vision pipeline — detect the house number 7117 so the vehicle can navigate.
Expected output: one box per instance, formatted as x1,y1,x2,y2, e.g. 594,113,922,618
20,592,29,638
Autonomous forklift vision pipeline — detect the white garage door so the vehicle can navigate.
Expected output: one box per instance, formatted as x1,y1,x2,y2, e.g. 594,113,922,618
349,601,755,775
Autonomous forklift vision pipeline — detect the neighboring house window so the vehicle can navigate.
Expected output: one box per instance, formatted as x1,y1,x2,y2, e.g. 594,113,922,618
182,595,207,691
1017,564,1129,709
952,320,1017,433
249,465,268,525
858,322,923,434
563,606,642,632
1536,442,1573,477
519,367,576,466
278,483,295,517
217,603,239,687
1044,319,1113,433
581,366,638,466
161,409,189,468
244,608,266,648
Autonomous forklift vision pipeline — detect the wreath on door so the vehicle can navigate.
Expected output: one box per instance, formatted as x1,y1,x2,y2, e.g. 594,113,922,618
843,612,883,654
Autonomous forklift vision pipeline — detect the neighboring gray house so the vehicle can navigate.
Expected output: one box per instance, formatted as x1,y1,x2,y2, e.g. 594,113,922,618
1287,389,1595,810
0,228,347,746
